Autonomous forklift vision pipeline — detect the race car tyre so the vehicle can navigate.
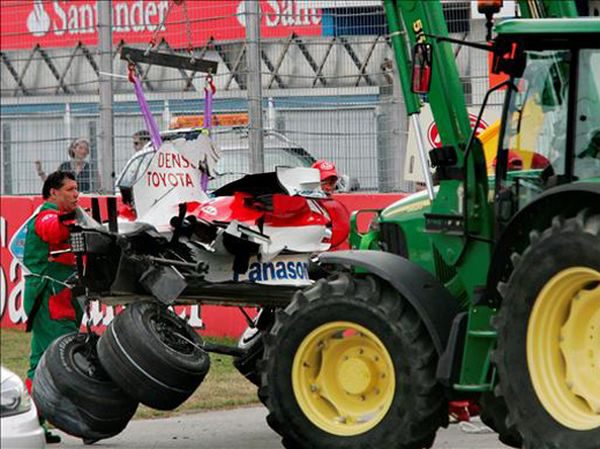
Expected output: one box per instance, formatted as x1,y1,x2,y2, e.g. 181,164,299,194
495,211,600,449
97,302,210,410
233,326,264,387
32,333,138,440
233,309,275,388
260,273,447,449
479,392,522,448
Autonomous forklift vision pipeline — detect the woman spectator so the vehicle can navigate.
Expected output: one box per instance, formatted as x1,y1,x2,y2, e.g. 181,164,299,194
35,138,99,193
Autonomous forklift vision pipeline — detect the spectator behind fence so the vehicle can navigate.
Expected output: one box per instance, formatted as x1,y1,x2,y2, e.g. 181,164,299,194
132,129,151,152
35,138,99,193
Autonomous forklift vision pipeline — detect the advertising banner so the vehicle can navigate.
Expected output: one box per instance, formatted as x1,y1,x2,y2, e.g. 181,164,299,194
0,196,211,333
1,193,403,335
1,0,322,51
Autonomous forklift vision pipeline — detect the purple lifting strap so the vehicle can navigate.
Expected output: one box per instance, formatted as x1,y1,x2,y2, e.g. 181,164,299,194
132,74,163,150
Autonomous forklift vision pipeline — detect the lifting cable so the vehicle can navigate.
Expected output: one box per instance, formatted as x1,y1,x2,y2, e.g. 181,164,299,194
128,0,188,151
146,0,189,54
201,73,217,191
126,0,218,192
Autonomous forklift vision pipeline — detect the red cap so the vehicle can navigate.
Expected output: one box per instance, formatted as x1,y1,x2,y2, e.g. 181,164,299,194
492,151,523,170
507,151,523,170
312,160,337,181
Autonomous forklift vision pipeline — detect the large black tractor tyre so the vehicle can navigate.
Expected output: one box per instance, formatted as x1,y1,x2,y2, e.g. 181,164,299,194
479,392,522,448
97,302,210,410
32,333,138,441
495,211,600,449
260,273,447,449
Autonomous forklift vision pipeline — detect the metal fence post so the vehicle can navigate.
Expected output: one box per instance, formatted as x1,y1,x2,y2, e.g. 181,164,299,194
1,124,11,194
98,0,115,193
245,0,264,174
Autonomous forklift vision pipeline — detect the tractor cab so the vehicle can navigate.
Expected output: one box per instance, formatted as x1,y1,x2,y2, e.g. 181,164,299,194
491,19,600,221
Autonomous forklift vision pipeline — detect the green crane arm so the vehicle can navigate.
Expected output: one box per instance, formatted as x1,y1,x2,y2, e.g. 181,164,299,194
383,0,472,158
518,0,578,18
383,0,579,166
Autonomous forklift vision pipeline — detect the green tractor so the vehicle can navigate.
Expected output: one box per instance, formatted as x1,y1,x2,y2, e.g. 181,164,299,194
258,2,600,449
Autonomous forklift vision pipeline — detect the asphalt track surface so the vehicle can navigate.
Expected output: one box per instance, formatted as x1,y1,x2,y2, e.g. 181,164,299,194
57,405,512,449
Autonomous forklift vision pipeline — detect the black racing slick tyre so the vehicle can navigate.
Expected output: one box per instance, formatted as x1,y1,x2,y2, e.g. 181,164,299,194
32,333,138,440
260,273,447,449
233,326,265,387
495,211,600,449
233,309,275,388
97,302,210,410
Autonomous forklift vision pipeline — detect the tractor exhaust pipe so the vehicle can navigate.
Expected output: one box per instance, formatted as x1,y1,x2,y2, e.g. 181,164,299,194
411,114,436,201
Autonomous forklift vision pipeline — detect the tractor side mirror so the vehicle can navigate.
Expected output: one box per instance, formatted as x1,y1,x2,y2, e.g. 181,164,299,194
411,43,433,94
492,41,526,78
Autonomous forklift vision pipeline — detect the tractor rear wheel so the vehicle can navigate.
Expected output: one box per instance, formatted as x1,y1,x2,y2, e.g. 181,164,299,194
495,211,600,449
260,273,447,449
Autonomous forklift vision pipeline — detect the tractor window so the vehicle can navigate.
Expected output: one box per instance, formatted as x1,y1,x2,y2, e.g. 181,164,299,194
498,49,571,207
574,49,600,180
501,50,570,174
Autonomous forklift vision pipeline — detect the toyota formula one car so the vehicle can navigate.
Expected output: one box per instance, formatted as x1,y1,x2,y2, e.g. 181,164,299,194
29,129,352,442
77,129,349,306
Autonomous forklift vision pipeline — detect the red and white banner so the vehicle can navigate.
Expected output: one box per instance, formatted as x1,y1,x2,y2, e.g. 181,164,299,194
1,0,322,51
0,195,251,336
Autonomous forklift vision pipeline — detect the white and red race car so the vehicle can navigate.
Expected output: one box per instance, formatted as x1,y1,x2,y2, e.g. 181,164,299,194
106,127,349,292
30,128,353,441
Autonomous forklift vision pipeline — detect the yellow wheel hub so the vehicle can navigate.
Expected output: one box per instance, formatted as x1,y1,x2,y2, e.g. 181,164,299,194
292,321,395,436
338,358,372,395
527,267,600,430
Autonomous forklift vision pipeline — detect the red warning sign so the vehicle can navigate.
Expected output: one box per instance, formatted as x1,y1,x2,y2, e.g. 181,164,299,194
426,113,489,148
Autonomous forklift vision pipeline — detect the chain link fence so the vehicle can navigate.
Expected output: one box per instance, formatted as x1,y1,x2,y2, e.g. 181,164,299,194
1,0,578,195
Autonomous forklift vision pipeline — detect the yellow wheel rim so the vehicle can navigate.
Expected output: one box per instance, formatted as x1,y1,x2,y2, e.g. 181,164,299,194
527,267,600,430
292,321,395,436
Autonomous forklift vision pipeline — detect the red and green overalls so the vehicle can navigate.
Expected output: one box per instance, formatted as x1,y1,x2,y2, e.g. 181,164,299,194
24,202,83,386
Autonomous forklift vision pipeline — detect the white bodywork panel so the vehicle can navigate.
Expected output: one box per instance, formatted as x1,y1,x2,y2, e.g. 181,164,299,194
133,135,219,231
276,166,327,198
203,252,312,286
198,220,329,262
259,224,330,259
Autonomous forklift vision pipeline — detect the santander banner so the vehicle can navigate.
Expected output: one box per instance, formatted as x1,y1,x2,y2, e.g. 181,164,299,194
1,0,322,51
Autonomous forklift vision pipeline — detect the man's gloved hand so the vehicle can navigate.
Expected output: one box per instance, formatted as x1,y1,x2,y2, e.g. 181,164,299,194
59,211,77,226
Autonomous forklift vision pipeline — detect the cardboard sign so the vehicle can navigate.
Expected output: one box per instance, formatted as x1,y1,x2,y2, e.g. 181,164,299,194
404,104,501,183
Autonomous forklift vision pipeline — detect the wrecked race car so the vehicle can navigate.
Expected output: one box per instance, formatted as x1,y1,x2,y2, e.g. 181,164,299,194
31,128,351,440
109,127,345,292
